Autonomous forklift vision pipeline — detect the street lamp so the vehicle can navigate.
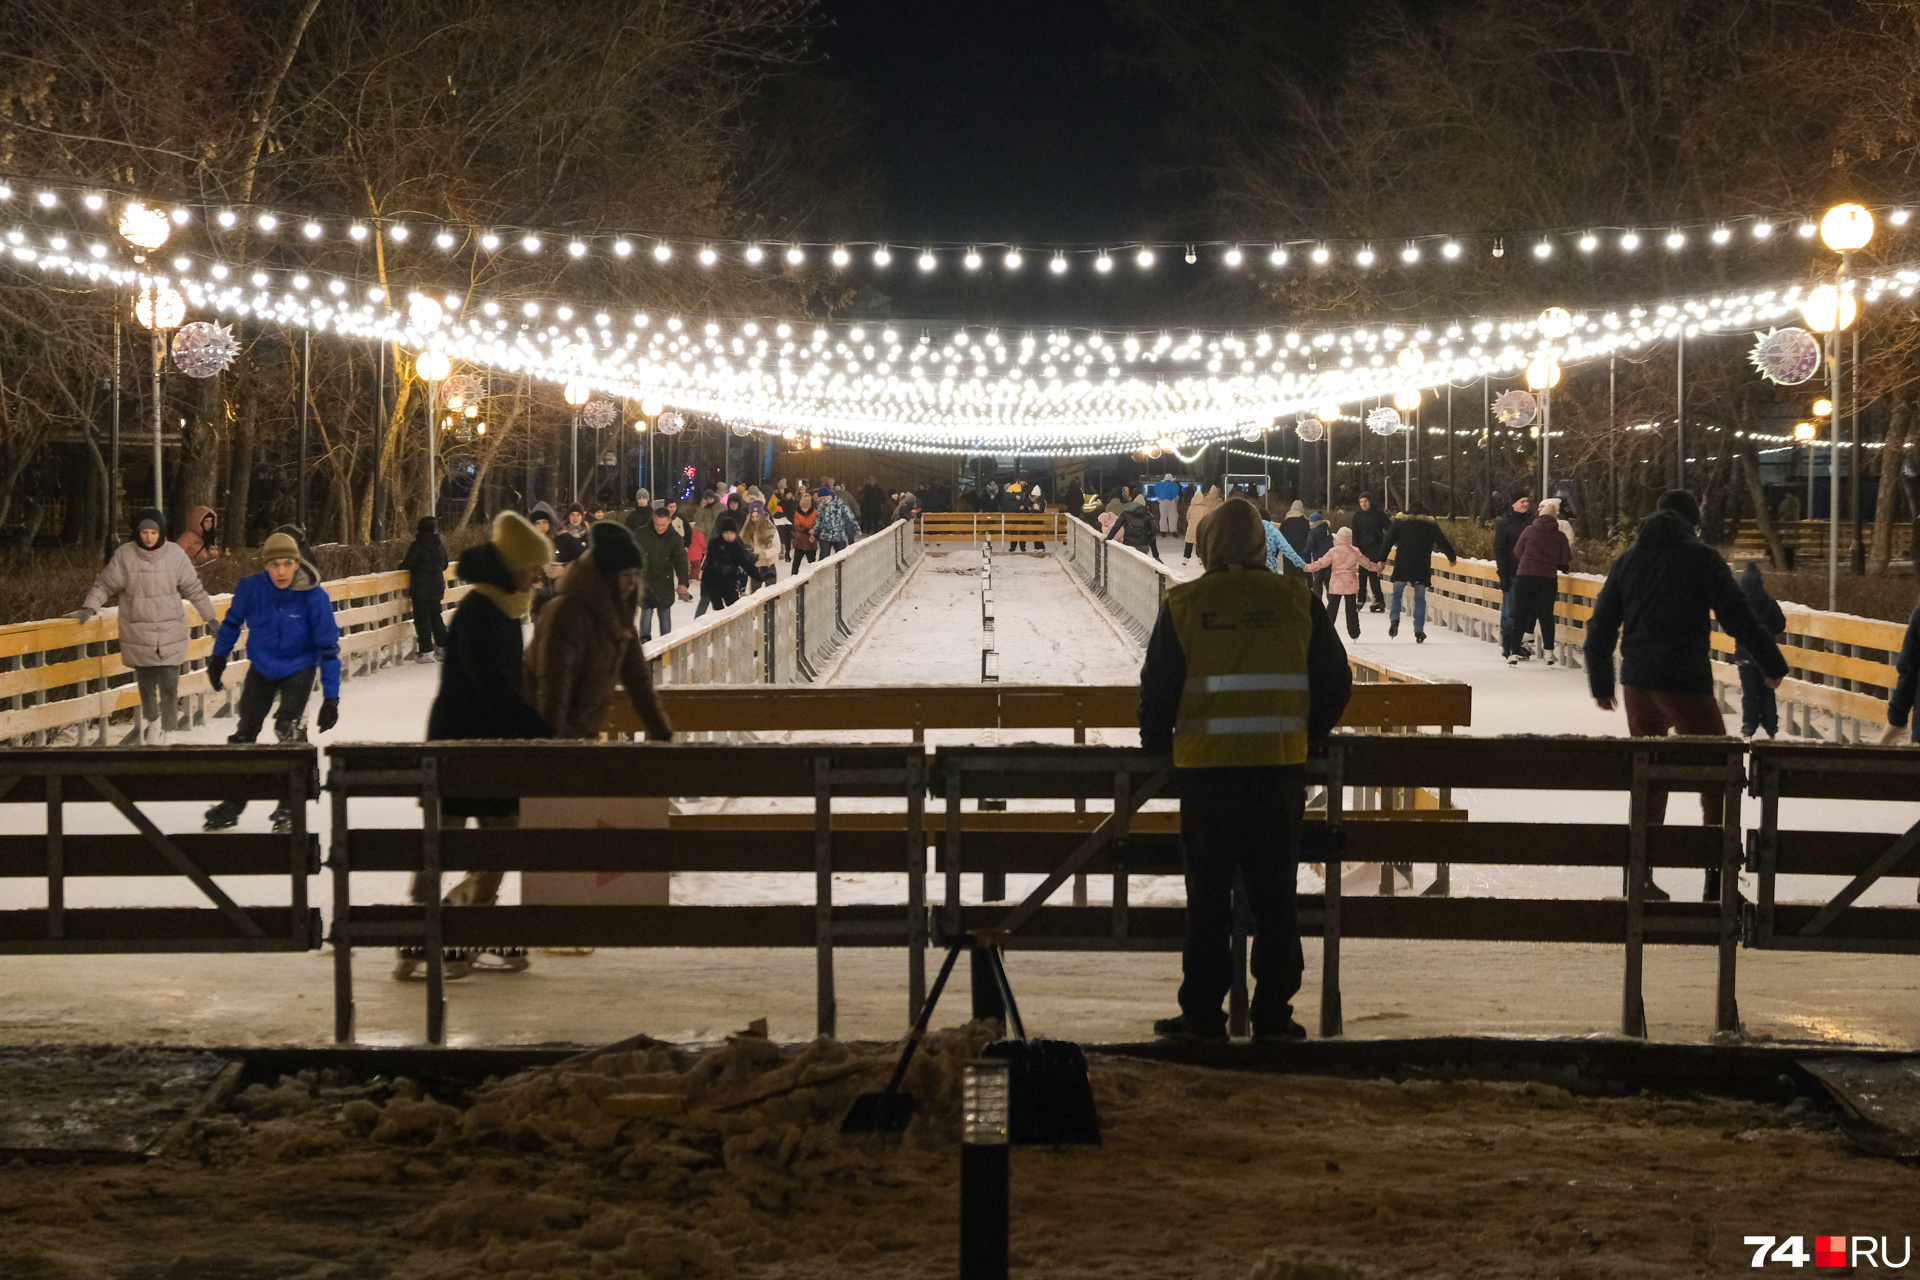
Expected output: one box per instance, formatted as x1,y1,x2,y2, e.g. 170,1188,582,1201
131,283,186,511
1525,356,1562,497
1316,400,1341,506
1814,202,1871,606
563,381,591,502
638,395,664,498
1794,421,1818,522
416,349,452,520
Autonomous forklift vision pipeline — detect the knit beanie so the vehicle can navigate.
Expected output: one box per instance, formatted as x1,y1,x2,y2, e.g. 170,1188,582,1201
1196,498,1268,572
1286,500,1306,519
492,510,553,572
588,521,644,575
815,486,832,498
1538,498,1561,517
261,531,302,563
1309,510,1325,524
1657,489,1701,527
1335,527,1353,544
131,508,165,537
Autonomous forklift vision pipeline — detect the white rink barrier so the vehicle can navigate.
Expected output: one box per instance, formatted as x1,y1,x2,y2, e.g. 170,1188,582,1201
1060,516,1171,644
643,519,920,687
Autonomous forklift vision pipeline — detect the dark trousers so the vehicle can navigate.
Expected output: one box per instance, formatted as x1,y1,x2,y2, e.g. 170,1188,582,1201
412,599,447,653
1622,686,1725,825
1512,575,1558,651
1311,568,1331,605
1738,665,1779,737
1357,565,1384,606
1178,765,1306,1034
231,667,317,744
1329,591,1360,639
639,590,672,641
1498,574,1521,655
695,585,740,616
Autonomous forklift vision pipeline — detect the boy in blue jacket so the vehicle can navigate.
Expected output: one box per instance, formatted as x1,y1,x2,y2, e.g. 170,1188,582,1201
202,530,342,831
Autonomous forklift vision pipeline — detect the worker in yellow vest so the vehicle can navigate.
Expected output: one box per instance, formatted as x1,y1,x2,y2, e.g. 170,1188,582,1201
1138,497,1352,1042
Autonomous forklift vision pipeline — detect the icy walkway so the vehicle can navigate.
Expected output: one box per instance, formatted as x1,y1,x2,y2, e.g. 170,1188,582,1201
3,534,1916,1050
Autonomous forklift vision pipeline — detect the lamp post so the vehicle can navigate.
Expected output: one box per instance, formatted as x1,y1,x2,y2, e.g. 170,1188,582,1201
131,284,186,511
1813,203,1872,607
1794,420,1818,523
1394,388,1421,501
563,381,590,503
1316,400,1341,508
639,395,664,499
1526,356,1562,498
416,349,452,521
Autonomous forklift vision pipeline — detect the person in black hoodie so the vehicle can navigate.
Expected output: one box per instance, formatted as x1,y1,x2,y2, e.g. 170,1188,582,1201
406,511,554,981
1491,492,1533,658
1379,503,1458,642
399,516,449,663
696,513,755,616
1585,491,1789,901
1735,561,1789,739
1303,511,1335,604
1350,494,1391,612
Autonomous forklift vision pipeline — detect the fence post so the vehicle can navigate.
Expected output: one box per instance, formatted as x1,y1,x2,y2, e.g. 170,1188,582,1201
814,755,837,1038
1622,750,1650,1039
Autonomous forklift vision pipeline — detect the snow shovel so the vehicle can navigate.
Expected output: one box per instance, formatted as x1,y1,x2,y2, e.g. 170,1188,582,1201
977,943,1102,1146
841,942,964,1134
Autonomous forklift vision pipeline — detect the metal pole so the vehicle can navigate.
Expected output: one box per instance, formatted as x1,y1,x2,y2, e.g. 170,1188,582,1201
571,414,580,504
297,328,310,532
1608,356,1617,525
1829,255,1846,609
372,341,386,542
1675,331,1686,493
427,378,438,521
109,318,120,557
1446,382,1454,518
151,332,164,509
1851,323,1864,575
1541,385,1552,498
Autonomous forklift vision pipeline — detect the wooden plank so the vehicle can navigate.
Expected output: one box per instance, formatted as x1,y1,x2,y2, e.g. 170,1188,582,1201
0,747,314,803
0,833,316,878
1773,830,1920,877
0,655,105,701
1760,904,1920,950
1751,742,1920,801
346,903,914,949
0,907,315,949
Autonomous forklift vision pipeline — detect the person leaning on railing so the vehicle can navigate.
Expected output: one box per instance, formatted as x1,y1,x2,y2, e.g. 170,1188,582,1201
1583,490,1789,902
1138,496,1354,1044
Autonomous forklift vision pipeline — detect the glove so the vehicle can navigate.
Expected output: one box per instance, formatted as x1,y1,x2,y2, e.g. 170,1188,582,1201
67,607,95,624
317,698,339,734
205,653,227,692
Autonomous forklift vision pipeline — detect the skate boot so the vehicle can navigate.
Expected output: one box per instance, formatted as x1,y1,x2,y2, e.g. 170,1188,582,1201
1250,1018,1307,1044
1506,654,1519,666
1388,618,1399,638
1544,645,1557,666
433,647,446,662
1152,1014,1227,1044
469,948,531,973
393,948,472,981
269,803,292,834
202,799,246,832
1414,632,1427,644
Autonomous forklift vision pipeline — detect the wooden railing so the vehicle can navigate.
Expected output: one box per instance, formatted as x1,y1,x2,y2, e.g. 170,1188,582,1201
0,568,466,746
1414,553,1909,743
915,511,1069,543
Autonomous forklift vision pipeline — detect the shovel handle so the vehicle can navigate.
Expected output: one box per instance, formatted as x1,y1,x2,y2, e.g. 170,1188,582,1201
880,942,963,1097
984,943,1028,1043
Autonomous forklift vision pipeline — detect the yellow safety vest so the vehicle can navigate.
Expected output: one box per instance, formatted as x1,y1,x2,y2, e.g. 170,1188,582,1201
1165,567,1314,767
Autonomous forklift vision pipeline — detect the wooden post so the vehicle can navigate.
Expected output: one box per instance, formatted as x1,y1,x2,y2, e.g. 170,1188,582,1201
1623,750,1649,1038
1320,745,1345,1038
331,769,354,1044
905,751,927,1023
1715,749,1743,1035
422,755,445,1046
814,755,836,1039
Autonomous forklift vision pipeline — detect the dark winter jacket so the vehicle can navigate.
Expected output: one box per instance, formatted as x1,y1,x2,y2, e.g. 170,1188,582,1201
1734,563,1789,668
1492,510,1532,583
632,520,690,601
552,520,590,566
1279,515,1310,558
700,521,756,598
1349,504,1391,559
1379,514,1458,585
1138,574,1355,756
1512,514,1571,580
214,566,342,697
1582,509,1790,701
1889,606,1919,742
1304,520,1335,566
399,517,448,600
526,554,672,741
427,541,551,816
1119,499,1157,550
858,484,889,534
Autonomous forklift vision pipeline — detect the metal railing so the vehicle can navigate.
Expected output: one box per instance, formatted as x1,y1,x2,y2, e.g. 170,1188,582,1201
1060,516,1171,644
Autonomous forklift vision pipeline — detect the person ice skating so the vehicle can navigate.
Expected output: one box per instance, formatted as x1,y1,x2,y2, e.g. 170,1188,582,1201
814,485,859,556
1735,561,1789,739
742,500,780,591
528,501,562,618
406,511,556,981
554,504,590,565
1262,514,1310,576
1887,598,1919,745
1120,494,1160,559
790,491,819,571
71,508,217,745
399,516,449,663
201,531,341,834
696,513,755,615
1304,511,1334,603
1183,485,1223,560
1379,502,1457,643
1350,494,1390,612
633,501,691,641
528,521,674,743
1508,503,1572,665
1584,490,1789,901
1492,492,1533,659
1302,527,1386,641
1155,474,1182,536
1279,500,1311,565
689,489,720,544
174,505,221,567
1139,497,1353,1043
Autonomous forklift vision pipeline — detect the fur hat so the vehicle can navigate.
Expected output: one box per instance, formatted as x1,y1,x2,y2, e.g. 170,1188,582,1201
588,521,644,575
492,510,553,572
1196,497,1268,572
1657,489,1701,527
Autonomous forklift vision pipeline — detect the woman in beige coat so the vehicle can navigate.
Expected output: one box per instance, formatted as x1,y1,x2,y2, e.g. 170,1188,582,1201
73,508,217,744
1183,485,1224,561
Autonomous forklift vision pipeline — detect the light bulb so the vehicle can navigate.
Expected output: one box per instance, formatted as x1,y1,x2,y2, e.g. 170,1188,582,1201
699,246,717,265
785,245,804,265
1664,230,1685,250
1753,221,1773,239
568,240,587,258
1269,247,1288,266
304,222,325,240
964,249,982,270
1441,241,1461,259
1401,243,1419,263
1533,240,1552,258
1049,254,1068,274
1004,249,1023,269
257,213,278,231
1355,246,1375,266
831,246,849,266
390,223,408,241
117,203,171,250
1311,245,1330,264
1711,226,1731,244
1223,246,1242,266
521,234,541,252
1620,231,1640,251
1136,248,1154,268
481,232,500,251
1095,253,1113,272
745,244,765,263
1820,203,1874,251
873,246,892,266
1578,233,1597,252
918,250,936,271
655,242,674,262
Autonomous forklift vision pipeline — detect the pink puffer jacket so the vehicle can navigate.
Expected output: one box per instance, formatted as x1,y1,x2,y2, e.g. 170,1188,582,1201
1302,530,1386,596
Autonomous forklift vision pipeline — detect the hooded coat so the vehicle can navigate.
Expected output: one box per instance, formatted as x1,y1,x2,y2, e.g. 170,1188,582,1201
700,517,757,596
1583,508,1789,700
1349,501,1391,560
1279,501,1311,559
791,495,818,551
1304,516,1335,564
1119,498,1156,550
1379,513,1458,585
1734,563,1789,668
174,505,220,567
815,493,860,545
1185,485,1224,536
1889,606,1919,743
1492,507,1533,582
1512,513,1572,579
399,517,448,600
427,540,550,744
81,511,217,667
526,553,672,741
1302,528,1386,596
214,556,342,698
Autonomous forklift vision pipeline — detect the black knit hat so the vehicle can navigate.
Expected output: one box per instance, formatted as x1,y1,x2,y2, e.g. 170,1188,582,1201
1656,489,1701,527
131,507,165,538
588,521,644,575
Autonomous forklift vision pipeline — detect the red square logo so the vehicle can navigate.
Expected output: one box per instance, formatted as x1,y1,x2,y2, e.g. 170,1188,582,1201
1815,1237,1848,1268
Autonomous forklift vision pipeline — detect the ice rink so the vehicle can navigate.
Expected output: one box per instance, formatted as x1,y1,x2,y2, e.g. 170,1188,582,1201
4,532,1915,1049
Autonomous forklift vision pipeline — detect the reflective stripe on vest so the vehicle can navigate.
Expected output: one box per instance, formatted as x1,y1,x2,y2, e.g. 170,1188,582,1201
1164,567,1314,767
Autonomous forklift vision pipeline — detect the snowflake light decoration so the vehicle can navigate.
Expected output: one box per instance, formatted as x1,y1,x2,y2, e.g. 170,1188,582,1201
1295,417,1325,443
169,322,239,378
1492,389,1538,429
1366,406,1402,435
1750,327,1822,386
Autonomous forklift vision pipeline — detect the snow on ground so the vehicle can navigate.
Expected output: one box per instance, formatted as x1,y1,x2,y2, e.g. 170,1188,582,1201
3,531,1916,1049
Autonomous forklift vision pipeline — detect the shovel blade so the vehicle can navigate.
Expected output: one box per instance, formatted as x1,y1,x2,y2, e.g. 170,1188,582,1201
840,1090,916,1134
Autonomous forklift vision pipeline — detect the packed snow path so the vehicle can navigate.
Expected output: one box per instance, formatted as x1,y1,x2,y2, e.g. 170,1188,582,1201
3,532,1916,1049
